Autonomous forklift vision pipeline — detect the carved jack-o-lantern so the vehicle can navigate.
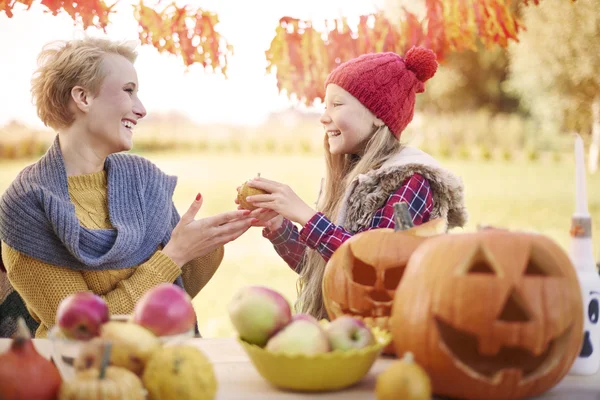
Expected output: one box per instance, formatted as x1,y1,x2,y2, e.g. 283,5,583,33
322,212,446,355
390,230,583,400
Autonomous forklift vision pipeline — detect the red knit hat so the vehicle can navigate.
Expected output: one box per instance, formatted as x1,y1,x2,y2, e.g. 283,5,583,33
324,46,438,139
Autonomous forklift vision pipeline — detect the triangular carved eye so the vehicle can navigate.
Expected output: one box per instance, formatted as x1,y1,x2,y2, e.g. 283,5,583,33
466,247,497,275
468,260,496,274
524,244,563,277
524,260,547,276
351,258,376,286
456,245,501,276
384,267,404,290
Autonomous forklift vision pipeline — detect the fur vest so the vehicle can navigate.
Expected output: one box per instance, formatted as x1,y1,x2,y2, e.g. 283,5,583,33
335,147,468,232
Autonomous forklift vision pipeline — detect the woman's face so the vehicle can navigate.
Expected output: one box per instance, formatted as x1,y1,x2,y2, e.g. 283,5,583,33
80,54,146,154
319,84,381,156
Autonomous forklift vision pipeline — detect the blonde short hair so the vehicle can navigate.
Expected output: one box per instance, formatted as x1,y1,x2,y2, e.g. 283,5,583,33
31,37,138,130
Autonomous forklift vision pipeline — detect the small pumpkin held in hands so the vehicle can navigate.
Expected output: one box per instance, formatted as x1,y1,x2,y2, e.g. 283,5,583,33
237,173,268,211
390,229,584,400
0,317,62,400
322,202,447,355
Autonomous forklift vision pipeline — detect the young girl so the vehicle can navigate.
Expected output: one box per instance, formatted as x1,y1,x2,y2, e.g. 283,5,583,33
243,46,468,319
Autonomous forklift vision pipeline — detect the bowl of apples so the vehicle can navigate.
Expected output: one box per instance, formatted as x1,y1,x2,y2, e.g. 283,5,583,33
228,286,392,392
48,284,196,380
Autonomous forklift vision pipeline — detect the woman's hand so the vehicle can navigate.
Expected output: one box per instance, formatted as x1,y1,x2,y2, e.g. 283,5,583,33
162,193,254,267
234,188,284,231
243,177,317,226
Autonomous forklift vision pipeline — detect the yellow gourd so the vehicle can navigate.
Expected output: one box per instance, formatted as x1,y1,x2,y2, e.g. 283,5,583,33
60,340,145,400
375,352,431,400
142,345,217,400
58,365,145,400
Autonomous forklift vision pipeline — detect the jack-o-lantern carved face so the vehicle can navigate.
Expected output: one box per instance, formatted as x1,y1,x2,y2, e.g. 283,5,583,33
390,230,583,400
322,219,443,354
323,229,425,318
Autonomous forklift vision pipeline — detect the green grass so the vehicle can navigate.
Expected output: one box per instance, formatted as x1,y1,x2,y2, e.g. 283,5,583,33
1,152,599,338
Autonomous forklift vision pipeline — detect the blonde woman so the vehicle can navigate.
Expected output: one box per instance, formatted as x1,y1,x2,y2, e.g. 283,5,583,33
0,37,254,338
242,47,468,319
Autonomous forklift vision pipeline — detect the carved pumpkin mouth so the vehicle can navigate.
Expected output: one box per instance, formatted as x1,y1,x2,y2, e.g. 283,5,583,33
435,316,573,382
329,300,390,329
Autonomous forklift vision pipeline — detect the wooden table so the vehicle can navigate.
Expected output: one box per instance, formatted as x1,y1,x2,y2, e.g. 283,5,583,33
2,338,599,399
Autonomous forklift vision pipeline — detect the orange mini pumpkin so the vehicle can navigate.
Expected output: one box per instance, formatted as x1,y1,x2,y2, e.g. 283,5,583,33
390,229,583,400
322,214,446,355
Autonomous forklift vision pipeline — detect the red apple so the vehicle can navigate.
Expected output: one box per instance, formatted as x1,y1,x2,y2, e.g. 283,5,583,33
266,319,331,355
228,285,292,346
132,283,196,337
326,316,375,351
56,292,109,340
291,313,319,324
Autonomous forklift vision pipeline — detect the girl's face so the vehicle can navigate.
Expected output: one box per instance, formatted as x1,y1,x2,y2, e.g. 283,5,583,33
76,54,146,155
320,84,382,155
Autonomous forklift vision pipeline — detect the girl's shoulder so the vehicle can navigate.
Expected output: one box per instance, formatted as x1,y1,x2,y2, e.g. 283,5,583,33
378,146,442,172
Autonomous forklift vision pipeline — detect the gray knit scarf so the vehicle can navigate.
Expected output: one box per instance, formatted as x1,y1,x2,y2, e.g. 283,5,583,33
0,136,183,288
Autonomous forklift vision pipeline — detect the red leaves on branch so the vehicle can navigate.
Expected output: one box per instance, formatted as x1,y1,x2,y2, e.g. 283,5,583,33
39,0,115,31
265,0,574,104
0,0,34,18
265,10,433,105
266,12,414,105
1,0,232,75
1,0,576,89
1,0,115,30
134,1,232,74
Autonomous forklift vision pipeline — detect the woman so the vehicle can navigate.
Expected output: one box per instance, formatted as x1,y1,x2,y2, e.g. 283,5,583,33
0,37,253,338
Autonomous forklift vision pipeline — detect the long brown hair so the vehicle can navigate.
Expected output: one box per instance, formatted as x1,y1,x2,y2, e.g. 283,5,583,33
294,125,402,318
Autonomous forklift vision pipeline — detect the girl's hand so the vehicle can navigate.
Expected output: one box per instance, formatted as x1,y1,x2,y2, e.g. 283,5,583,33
163,193,255,267
234,188,283,230
244,177,317,226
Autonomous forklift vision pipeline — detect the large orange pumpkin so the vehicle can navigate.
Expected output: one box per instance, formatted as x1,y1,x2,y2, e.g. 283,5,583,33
390,229,583,400
322,212,446,355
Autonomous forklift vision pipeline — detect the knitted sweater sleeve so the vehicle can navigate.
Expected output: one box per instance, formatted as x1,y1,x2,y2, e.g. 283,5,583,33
180,246,224,299
1,241,181,337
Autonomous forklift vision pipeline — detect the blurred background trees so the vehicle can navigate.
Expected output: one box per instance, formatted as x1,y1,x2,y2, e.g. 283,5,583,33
506,0,600,172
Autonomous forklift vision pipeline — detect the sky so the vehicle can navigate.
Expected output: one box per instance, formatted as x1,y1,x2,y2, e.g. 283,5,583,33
0,0,386,129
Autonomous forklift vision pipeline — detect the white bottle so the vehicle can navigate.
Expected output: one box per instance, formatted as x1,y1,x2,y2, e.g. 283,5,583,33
568,134,600,376
568,218,600,375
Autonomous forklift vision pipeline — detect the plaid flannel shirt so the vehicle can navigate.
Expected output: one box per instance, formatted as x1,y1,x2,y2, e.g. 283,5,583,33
263,173,433,272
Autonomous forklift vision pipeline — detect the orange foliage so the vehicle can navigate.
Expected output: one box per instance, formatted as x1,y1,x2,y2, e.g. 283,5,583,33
265,0,575,104
0,0,574,99
134,1,232,73
38,0,115,31
1,0,232,74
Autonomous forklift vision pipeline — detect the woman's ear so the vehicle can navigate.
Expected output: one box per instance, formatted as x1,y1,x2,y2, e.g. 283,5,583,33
373,117,384,127
70,86,91,113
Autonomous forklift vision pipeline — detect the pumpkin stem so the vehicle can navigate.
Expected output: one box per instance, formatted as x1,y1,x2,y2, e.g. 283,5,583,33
14,317,31,342
402,351,415,364
393,202,414,232
99,342,112,380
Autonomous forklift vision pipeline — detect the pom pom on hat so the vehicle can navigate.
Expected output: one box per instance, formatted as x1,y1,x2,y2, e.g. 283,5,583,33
405,46,438,83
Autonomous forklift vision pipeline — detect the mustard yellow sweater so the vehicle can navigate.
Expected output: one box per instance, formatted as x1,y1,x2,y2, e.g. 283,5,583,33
2,171,224,338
